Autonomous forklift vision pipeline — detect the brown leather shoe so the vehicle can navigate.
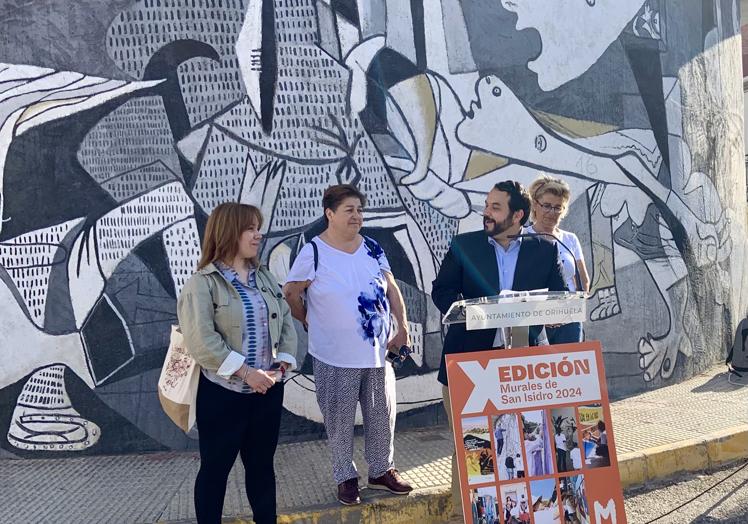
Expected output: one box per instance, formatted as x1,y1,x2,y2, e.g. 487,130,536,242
337,478,361,505
367,468,413,495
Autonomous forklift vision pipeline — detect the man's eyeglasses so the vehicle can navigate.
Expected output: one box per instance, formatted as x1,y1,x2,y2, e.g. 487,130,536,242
536,201,565,214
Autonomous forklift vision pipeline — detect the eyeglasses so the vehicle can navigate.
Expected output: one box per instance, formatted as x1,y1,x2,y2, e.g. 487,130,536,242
536,201,565,214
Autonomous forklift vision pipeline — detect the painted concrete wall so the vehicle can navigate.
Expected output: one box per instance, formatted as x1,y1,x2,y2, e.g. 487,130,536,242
0,0,746,457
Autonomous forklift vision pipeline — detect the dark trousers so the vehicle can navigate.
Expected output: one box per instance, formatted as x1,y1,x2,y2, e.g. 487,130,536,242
547,322,583,344
194,374,284,524
556,448,567,473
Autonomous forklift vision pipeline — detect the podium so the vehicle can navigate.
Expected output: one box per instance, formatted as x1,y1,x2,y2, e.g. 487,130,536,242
441,292,628,524
442,290,587,348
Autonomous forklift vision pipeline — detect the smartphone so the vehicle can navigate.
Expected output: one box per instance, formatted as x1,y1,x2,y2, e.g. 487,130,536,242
386,345,412,369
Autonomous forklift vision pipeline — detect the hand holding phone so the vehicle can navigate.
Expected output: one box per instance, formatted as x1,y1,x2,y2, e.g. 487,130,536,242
385,345,412,369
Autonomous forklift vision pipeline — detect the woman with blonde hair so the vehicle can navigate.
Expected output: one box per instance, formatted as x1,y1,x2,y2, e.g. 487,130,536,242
528,175,590,344
177,203,297,524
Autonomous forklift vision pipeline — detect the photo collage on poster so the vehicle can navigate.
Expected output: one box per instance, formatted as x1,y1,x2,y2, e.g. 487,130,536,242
460,401,611,524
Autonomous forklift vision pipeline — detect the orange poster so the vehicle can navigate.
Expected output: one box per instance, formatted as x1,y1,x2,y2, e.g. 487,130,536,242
446,341,626,524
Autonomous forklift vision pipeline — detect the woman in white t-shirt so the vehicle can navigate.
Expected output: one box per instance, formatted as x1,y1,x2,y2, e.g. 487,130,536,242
283,184,413,506
528,175,591,344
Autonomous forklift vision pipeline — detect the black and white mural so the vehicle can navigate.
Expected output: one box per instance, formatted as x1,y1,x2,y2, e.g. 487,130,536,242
1,0,746,456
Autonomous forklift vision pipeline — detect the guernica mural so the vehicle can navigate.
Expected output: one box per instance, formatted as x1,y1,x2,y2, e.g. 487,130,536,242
0,0,746,456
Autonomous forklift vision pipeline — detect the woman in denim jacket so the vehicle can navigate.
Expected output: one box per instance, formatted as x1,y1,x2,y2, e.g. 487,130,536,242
177,203,297,524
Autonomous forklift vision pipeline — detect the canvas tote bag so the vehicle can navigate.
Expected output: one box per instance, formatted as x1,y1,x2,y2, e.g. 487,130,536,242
158,325,200,432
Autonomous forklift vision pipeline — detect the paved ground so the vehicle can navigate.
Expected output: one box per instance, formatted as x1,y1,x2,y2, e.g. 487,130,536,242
612,369,747,455
1,365,746,523
625,460,748,523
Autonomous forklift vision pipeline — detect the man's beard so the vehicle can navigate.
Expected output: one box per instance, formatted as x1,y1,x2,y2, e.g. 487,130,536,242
483,215,513,237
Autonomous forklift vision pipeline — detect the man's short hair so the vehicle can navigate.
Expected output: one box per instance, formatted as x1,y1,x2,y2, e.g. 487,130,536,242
492,180,531,225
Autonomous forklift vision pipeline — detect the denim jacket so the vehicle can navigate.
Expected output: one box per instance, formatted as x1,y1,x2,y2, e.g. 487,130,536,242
177,263,298,371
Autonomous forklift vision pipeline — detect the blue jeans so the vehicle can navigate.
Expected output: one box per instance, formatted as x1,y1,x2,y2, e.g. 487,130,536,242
546,322,583,344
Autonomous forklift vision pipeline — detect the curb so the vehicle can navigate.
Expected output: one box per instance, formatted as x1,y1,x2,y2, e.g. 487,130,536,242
231,488,452,524
617,424,748,489
275,489,451,524
220,425,748,524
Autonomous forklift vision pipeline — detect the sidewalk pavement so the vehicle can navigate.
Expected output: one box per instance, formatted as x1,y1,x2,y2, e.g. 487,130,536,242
2,365,746,524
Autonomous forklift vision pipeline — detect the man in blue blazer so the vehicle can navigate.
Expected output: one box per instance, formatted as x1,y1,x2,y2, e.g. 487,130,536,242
432,180,567,521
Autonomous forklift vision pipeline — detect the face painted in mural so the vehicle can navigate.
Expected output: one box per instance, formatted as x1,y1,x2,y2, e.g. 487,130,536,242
458,76,520,156
457,74,636,189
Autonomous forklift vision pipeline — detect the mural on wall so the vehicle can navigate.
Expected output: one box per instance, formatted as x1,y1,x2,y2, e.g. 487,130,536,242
0,0,745,456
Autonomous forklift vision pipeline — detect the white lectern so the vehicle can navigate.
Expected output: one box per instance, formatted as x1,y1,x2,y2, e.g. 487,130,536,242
442,290,587,348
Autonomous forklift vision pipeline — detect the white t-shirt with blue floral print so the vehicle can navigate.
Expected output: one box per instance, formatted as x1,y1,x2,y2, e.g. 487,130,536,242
285,235,392,368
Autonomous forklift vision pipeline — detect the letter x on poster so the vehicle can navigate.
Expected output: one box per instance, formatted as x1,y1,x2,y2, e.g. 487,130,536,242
446,341,626,524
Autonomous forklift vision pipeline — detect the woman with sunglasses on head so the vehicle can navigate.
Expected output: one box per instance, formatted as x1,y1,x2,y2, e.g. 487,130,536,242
528,175,590,344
